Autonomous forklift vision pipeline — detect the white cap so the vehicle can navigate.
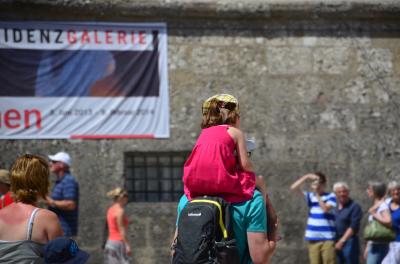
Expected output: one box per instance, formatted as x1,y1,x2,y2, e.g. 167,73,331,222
48,152,72,167
246,139,256,152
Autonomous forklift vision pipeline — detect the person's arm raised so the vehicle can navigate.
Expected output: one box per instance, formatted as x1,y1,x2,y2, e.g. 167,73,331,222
290,174,318,197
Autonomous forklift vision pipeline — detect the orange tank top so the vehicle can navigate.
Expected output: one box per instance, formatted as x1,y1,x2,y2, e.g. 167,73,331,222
107,204,129,241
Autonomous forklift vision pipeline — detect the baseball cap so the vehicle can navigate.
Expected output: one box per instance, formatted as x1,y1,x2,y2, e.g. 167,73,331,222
0,170,10,185
202,94,239,115
44,237,89,264
48,152,72,167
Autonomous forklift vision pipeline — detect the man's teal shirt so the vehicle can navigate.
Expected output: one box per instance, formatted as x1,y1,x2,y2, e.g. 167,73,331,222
177,190,267,264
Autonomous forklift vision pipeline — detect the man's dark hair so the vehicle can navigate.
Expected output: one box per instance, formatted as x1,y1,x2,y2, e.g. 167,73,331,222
314,171,327,185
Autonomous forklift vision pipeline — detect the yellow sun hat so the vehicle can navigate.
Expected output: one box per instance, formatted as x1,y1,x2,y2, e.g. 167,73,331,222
202,94,239,115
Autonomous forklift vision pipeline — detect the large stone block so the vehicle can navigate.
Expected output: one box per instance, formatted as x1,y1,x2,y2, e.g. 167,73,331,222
267,47,313,75
313,47,351,74
357,48,394,80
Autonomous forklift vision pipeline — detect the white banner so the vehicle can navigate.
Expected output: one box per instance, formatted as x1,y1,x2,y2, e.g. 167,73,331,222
0,22,169,139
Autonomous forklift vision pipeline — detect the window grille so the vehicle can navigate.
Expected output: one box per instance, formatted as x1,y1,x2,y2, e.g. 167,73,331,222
124,151,189,202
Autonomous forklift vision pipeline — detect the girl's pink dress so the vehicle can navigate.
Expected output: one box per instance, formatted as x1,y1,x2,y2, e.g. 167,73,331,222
183,125,255,203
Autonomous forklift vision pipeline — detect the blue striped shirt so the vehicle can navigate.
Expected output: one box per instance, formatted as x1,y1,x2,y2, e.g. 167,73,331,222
304,191,336,241
50,173,79,237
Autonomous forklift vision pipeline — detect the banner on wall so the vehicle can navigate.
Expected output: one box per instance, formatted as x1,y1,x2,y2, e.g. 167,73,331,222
0,22,169,139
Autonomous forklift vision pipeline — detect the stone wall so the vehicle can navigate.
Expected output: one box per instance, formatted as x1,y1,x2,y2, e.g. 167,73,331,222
1,1,400,263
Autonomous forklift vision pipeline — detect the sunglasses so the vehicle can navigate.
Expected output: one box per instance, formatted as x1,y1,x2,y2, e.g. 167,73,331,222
311,180,321,185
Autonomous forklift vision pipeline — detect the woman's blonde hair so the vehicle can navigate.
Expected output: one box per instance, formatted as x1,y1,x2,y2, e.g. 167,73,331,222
11,154,50,204
107,187,128,200
201,98,240,129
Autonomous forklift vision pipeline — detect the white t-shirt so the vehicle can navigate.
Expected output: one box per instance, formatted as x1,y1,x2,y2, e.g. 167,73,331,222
368,202,389,222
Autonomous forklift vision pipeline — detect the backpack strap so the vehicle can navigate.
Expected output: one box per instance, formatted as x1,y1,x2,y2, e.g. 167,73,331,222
191,199,228,239
26,208,40,240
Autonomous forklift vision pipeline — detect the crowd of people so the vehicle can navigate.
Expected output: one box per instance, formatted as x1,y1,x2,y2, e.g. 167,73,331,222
0,93,399,264
291,173,400,264
173,93,400,264
0,149,132,264
0,153,88,263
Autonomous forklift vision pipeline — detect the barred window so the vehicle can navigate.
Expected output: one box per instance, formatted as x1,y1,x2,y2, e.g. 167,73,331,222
124,152,190,202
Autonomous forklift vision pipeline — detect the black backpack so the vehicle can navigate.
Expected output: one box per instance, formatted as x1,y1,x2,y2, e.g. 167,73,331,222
172,196,240,264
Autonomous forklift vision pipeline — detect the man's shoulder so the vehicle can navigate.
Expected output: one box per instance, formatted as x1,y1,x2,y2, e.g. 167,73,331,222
231,190,265,214
243,190,264,205
65,172,77,179
63,173,78,184
178,195,189,205
177,195,189,212
57,173,79,195
348,199,361,208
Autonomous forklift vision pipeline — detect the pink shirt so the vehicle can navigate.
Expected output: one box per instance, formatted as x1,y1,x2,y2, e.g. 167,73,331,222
107,204,128,241
183,125,255,203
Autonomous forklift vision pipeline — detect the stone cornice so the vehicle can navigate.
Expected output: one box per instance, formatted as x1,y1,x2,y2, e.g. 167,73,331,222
0,0,399,21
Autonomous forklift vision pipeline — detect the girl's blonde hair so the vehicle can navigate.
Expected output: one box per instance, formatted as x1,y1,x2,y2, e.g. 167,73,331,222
107,187,128,200
11,154,50,204
201,97,240,129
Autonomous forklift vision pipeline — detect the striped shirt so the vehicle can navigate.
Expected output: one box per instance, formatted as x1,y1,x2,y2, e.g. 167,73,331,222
304,191,337,241
50,173,79,237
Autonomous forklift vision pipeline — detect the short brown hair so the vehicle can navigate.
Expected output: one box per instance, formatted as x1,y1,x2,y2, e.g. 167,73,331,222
201,98,240,128
11,154,49,204
314,171,327,185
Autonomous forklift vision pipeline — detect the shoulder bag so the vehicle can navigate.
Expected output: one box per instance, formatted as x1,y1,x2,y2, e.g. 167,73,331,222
363,220,395,243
